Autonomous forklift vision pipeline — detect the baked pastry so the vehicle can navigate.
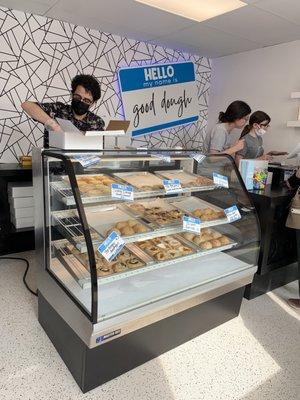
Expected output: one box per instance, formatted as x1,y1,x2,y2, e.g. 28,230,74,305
106,219,149,237
192,207,225,221
219,236,230,245
122,227,136,236
200,241,213,250
137,235,193,261
182,232,195,241
113,262,128,273
211,231,222,239
210,239,222,248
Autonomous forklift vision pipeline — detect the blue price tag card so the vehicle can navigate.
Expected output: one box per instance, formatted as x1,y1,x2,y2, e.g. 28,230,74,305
189,153,206,164
213,172,229,188
111,183,134,201
182,215,201,234
224,205,241,222
74,155,101,168
163,179,182,194
151,153,171,163
98,231,125,262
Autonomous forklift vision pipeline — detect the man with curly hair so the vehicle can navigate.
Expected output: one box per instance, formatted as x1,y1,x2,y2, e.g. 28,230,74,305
22,74,105,147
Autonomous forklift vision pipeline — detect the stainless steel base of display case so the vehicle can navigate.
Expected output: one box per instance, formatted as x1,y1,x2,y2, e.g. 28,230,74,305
38,287,245,393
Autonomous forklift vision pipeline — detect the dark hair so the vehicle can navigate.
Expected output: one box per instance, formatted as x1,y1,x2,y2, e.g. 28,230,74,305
218,100,251,123
71,74,101,102
240,110,271,138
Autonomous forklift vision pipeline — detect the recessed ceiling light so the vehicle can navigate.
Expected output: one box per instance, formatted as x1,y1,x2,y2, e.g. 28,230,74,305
135,0,246,22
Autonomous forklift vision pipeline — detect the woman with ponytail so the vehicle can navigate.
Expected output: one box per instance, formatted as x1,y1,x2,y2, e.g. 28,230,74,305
235,111,286,166
203,100,251,155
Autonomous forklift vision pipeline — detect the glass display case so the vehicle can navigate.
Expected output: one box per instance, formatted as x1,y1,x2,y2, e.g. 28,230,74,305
33,148,259,392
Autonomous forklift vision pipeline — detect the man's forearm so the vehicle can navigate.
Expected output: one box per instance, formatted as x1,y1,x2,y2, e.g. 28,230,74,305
21,101,50,124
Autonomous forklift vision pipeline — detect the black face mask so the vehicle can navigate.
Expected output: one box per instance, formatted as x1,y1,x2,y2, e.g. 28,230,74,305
71,99,90,116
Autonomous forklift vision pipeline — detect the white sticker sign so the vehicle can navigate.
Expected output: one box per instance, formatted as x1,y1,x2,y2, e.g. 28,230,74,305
213,172,229,188
189,153,206,164
183,215,201,234
118,62,199,137
163,179,182,194
111,183,134,201
151,153,171,163
74,155,101,168
98,231,125,262
224,205,241,223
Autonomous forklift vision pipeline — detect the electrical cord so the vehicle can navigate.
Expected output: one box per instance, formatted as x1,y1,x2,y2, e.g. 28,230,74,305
0,256,38,297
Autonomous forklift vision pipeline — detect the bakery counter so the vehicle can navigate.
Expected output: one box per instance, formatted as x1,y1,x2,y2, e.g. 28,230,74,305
244,184,298,299
35,149,260,392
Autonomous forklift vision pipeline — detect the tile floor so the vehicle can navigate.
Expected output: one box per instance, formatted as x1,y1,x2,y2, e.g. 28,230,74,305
0,251,299,400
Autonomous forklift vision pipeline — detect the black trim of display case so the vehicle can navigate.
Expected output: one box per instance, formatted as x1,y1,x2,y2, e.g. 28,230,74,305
42,151,98,323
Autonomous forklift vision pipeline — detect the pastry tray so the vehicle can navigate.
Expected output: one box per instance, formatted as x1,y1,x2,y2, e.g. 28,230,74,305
134,234,196,262
168,196,229,228
51,174,121,206
84,205,153,239
113,171,164,191
169,196,228,228
123,198,185,227
178,229,237,253
155,169,215,190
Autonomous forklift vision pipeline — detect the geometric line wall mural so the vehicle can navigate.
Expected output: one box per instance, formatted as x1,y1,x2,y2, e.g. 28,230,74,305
0,6,211,162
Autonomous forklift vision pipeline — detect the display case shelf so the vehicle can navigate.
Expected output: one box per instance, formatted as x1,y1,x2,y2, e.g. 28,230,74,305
51,181,217,206
53,238,237,289
51,197,229,253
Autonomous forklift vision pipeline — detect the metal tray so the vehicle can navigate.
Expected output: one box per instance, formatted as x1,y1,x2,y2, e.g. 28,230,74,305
123,198,185,227
135,234,195,262
179,229,237,253
51,173,121,206
113,171,164,191
155,169,215,189
84,204,152,239
170,196,228,227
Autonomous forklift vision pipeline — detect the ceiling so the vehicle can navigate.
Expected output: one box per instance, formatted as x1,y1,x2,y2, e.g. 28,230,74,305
1,0,300,58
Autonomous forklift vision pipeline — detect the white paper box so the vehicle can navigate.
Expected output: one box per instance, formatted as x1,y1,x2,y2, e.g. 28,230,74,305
9,196,33,208
49,131,104,150
11,215,34,229
7,182,33,198
10,207,34,218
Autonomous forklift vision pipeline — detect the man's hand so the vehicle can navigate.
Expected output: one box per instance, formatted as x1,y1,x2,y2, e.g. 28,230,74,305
44,118,62,132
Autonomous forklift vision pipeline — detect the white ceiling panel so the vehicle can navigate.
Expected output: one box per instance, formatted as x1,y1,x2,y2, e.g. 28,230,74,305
254,0,300,26
47,0,195,38
1,0,300,58
45,9,159,42
155,24,261,58
203,5,300,46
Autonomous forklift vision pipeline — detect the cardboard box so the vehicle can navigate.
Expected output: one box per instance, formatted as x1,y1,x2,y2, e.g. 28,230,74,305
10,207,34,218
7,182,33,198
11,215,34,229
9,196,33,208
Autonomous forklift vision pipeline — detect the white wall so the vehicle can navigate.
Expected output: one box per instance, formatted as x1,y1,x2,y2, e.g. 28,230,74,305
208,39,300,154
0,6,211,162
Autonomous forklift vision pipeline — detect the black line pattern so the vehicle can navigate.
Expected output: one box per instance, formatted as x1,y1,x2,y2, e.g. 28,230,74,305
0,6,211,162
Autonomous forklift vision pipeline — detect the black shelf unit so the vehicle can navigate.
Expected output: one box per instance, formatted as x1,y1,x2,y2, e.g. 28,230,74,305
0,163,34,255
